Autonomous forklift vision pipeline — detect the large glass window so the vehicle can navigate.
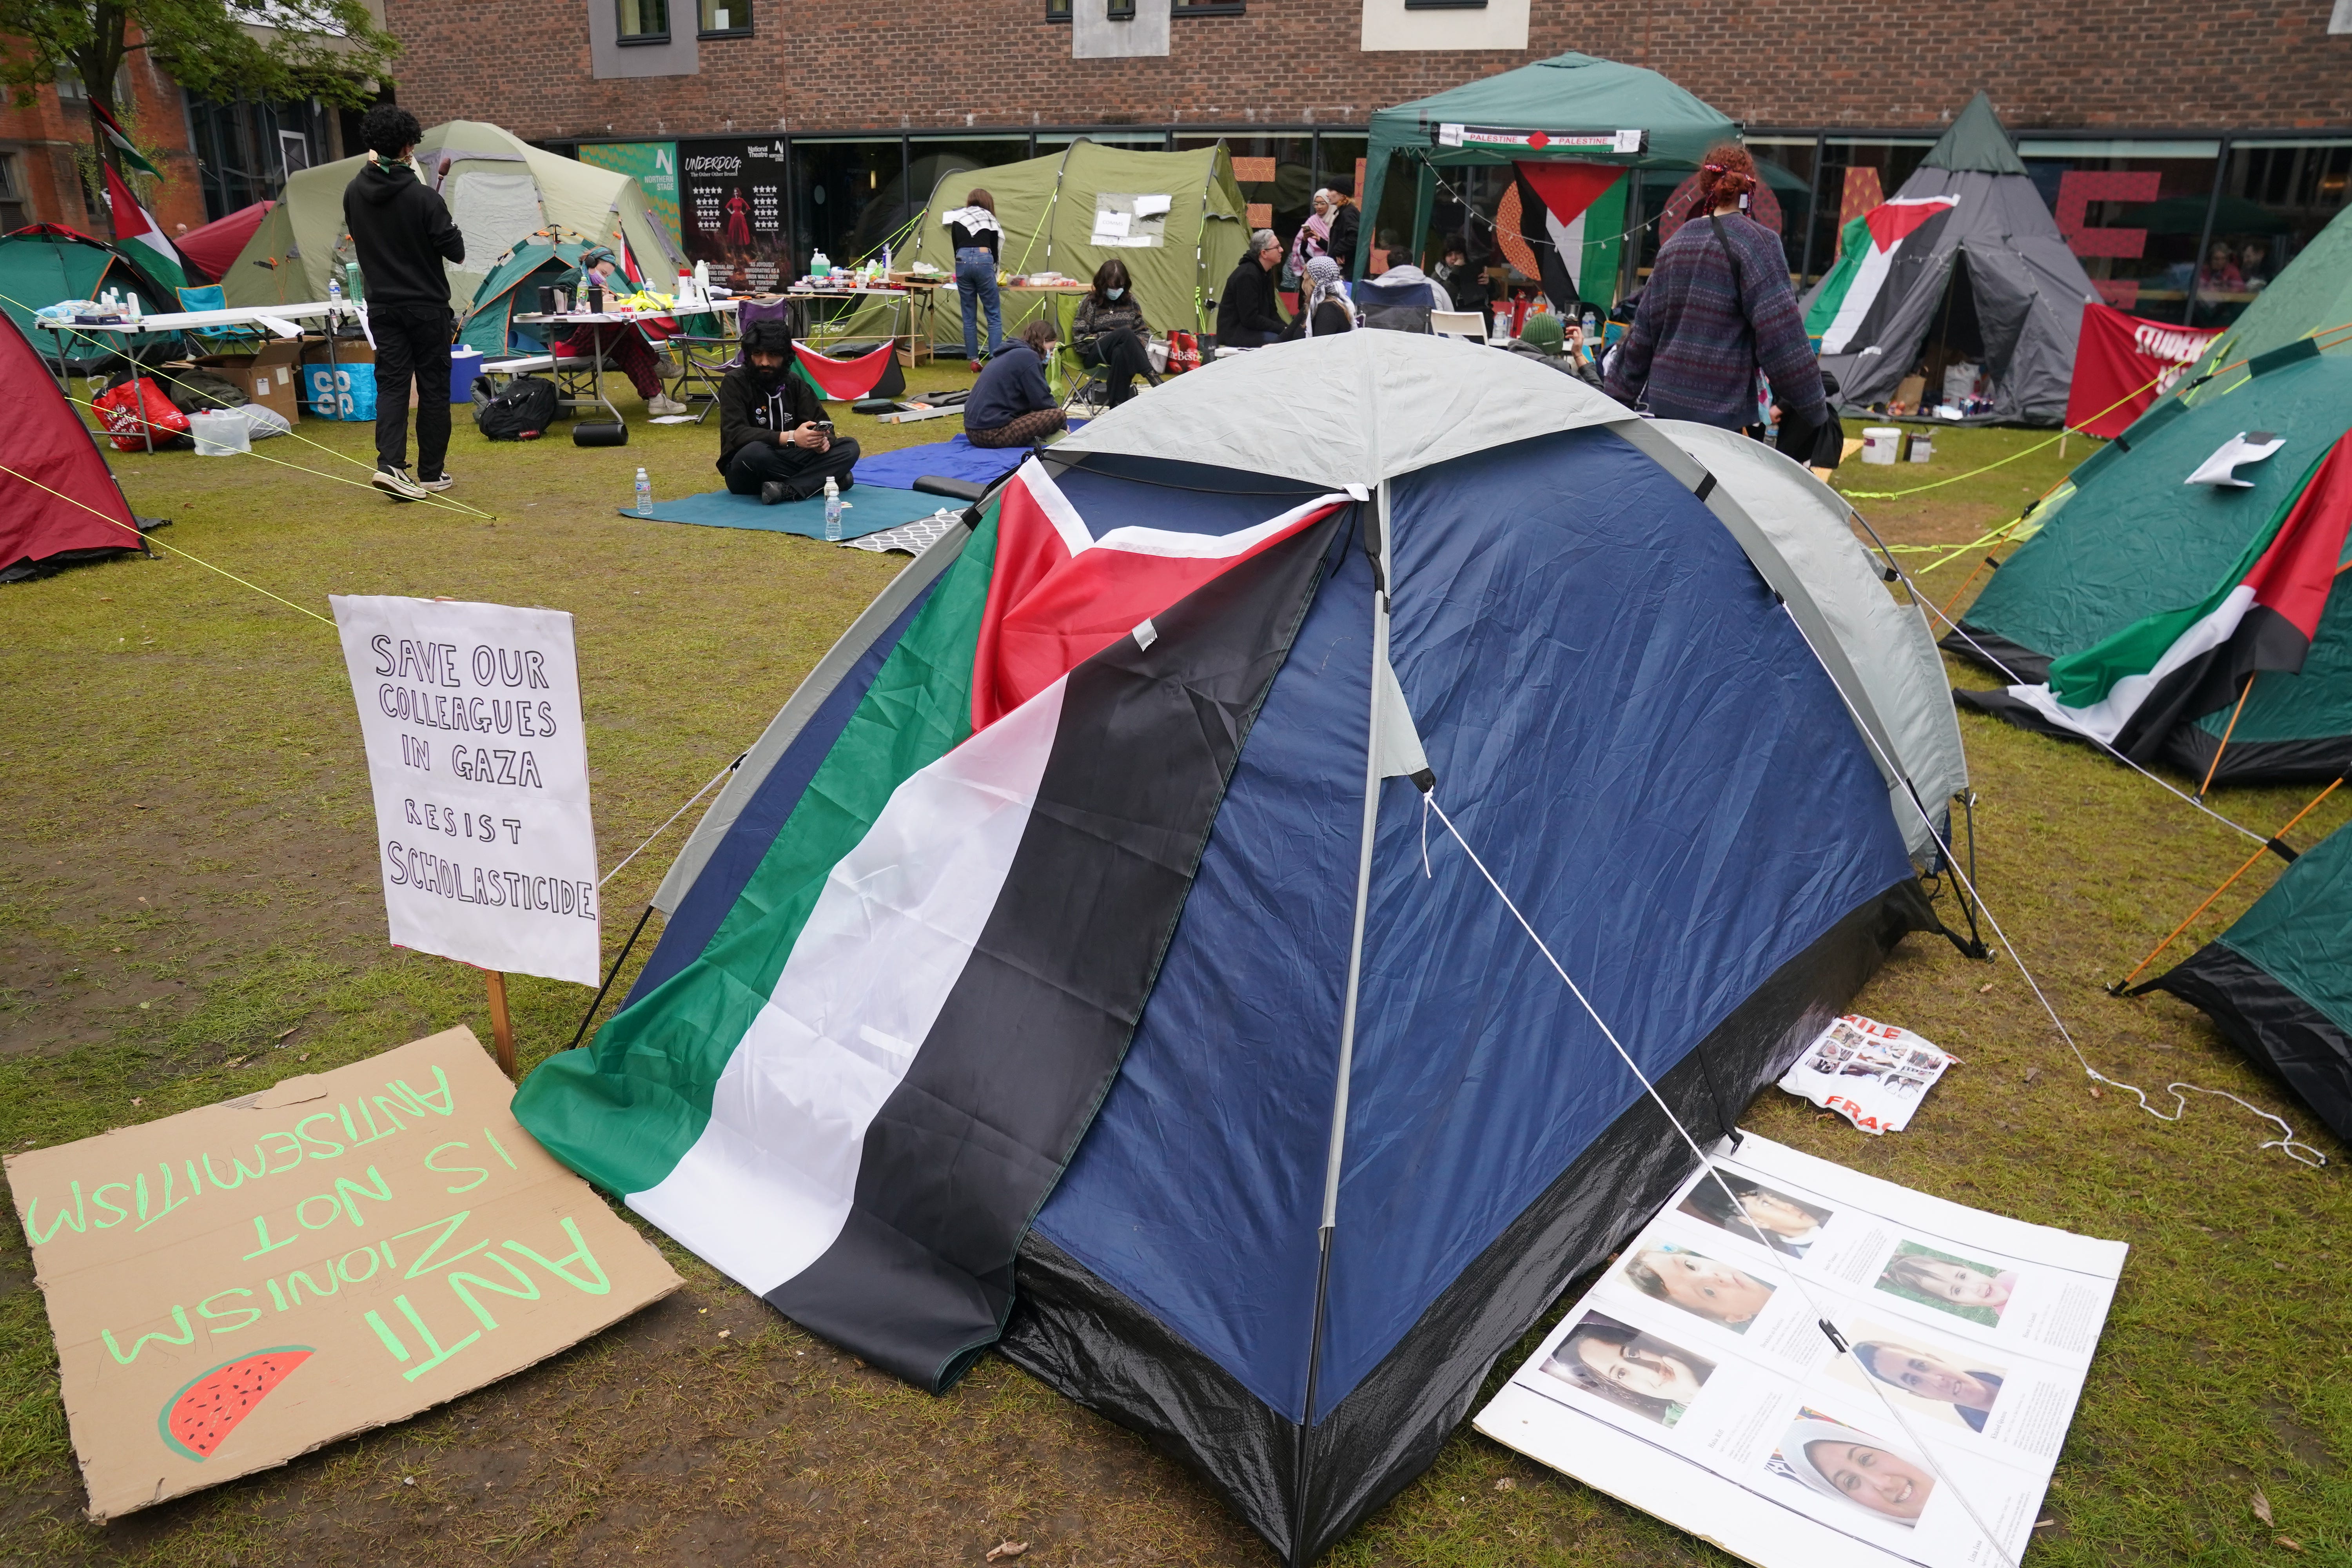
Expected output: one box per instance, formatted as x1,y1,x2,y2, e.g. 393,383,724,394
0,150,26,230
2017,139,2218,323
617,0,669,41
791,136,908,276
1797,138,1935,289
188,97,330,221
1746,137,1820,283
2206,139,2352,327
1037,131,1171,150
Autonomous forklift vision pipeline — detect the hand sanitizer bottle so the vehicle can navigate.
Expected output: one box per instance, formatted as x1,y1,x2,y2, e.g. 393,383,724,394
823,476,844,541
635,466,653,517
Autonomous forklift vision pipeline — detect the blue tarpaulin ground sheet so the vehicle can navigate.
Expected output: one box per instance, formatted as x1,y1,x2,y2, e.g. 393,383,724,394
619,485,949,539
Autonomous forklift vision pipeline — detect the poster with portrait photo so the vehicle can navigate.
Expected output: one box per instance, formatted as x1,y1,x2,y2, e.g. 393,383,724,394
1475,1132,2125,1568
1537,1310,1717,1429
1676,1171,1835,1257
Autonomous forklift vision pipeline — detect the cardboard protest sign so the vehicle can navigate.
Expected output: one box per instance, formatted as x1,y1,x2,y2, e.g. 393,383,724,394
5,1029,680,1519
1477,1133,2125,1568
331,595,602,986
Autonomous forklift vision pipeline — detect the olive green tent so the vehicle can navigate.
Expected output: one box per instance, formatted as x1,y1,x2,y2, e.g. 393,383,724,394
840,140,1246,354
1360,53,1738,288
219,120,683,313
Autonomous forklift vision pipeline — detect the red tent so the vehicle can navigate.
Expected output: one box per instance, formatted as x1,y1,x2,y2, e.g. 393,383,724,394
0,310,145,580
176,200,273,283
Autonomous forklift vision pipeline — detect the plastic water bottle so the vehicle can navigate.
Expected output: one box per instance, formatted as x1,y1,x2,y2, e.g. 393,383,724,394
635,467,653,517
822,476,844,542
328,274,343,315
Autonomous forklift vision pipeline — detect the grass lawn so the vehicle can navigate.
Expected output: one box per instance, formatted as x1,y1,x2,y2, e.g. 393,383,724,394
2,386,2347,1567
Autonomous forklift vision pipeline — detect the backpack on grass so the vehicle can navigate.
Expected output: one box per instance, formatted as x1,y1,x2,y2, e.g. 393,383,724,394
473,375,559,441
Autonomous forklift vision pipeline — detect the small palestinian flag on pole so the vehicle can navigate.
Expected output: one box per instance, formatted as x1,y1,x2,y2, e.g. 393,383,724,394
101,160,187,293
1977,432,2352,759
1805,195,1959,353
514,461,1354,1389
90,98,160,178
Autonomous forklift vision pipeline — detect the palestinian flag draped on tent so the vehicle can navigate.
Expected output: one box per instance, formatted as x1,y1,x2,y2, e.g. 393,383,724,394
101,162,185,295
516,335,1969,1562
517,463,1352,1386
1962,433,2352,756
1805,196,1958,354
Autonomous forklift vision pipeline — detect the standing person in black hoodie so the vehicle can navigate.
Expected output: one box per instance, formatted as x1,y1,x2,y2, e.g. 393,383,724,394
343,105,464,501
716,319,861,503
1325,178,1361,278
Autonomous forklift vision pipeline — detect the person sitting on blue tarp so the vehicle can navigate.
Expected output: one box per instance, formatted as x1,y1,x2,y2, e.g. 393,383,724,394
964,318,1067,450
716,319,860,505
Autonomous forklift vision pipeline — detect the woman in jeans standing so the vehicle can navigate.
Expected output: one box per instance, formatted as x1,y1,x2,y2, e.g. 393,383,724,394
945,187,1003,371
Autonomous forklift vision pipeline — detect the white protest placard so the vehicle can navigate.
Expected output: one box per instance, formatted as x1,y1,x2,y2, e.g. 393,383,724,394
331,595,601,985
1477,1133,2126,1568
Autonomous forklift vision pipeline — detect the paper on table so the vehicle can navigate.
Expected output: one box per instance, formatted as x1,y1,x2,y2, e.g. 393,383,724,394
1475,1132,2125,1568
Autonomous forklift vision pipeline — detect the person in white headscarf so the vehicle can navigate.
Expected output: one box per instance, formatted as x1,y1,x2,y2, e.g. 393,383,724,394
1285,255,1354,339
1287,189,1334,282
1775,1418,1936,1524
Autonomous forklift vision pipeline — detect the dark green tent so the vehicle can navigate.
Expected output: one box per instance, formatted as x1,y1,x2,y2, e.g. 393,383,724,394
1361,53,1736,289
459,237,597,356
0,223,183,371
1948,348,2352,781
2152,201,2352,417
2147,821,2352,1146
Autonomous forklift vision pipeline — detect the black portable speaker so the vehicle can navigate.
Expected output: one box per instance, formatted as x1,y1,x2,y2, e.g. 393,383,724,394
572,420,628,447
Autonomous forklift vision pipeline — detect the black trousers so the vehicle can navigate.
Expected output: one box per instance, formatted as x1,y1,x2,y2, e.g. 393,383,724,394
722,437,863,496
1078,328,1154,406
372,303,454,478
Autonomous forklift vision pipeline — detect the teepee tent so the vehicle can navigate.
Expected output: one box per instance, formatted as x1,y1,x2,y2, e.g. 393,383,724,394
219,121,683,312
0,309,146,580
2147,821,2352,1143
1363,53,1737,298
870,140,1247,352
1950,348,2352,782
1804,93,2098,425
511,334,1967,1563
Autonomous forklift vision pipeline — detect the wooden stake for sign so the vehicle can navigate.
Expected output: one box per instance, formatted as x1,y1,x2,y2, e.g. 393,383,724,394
485,971,517,1081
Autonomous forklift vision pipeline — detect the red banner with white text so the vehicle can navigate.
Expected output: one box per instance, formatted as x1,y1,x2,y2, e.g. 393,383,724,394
2064,302,2220,438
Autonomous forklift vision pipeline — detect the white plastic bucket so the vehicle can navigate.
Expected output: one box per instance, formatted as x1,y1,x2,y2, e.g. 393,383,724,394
1861,426,1902,465
189,409,250,457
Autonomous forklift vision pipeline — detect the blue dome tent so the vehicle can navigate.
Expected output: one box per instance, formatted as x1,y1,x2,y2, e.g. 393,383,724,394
514,334,1968,1561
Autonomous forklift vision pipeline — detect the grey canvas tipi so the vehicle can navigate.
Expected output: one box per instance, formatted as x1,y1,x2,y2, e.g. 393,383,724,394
1803,93,2098,425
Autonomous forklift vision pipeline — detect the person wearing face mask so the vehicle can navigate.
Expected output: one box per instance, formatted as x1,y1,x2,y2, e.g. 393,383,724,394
1070,259,1157,408
715,319,861,504
342,103,464,501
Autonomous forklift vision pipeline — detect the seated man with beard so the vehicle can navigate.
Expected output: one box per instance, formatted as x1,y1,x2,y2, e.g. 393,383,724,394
716,319,861,505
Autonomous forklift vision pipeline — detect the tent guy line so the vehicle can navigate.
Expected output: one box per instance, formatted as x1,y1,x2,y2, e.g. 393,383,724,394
1419,790,2017,1567
1846,511,2278,853
0,284,499,521
1776,597,2328,1166
0,459,336,626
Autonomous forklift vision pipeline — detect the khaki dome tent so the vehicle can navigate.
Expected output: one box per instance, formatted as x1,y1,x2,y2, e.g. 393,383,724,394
219,121,683,313
840,139,1246,353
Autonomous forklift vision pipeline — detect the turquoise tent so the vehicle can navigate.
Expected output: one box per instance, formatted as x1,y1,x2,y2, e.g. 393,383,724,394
0,224,183,370
459,237,596,356
1360,53,1738,287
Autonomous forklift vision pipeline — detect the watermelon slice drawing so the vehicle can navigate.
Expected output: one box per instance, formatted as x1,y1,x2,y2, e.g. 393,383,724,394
158,1347,313,1462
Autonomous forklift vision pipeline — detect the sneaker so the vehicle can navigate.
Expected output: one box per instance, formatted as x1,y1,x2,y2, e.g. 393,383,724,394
759,477,824,506
372,466,427,502
419,472,454,493
646,393,689,417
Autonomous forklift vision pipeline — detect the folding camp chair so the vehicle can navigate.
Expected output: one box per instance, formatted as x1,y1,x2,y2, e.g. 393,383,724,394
674,298,784,424
176,284,265,359
1430,310,1490,344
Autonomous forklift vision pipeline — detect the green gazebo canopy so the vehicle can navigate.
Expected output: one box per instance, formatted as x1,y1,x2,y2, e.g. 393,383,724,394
1361,52,1739,279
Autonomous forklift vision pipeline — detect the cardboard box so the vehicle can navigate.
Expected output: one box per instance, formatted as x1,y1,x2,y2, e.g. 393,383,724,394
4,1028,681,1520
196,339,305,425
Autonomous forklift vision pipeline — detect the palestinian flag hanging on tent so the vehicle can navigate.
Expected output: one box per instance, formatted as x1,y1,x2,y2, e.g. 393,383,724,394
1803,195,1958,353
101,161,185,294
1962,432,2352,760
513,461,1352,1389
1510,161,1628,307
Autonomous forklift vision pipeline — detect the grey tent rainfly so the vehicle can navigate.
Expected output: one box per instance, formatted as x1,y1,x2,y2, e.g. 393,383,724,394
512,336,1971,1563
1803,93,2100,426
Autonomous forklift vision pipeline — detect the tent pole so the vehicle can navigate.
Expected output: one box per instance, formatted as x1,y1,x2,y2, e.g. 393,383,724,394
1410,158,1436,271
1295,480,1391,1561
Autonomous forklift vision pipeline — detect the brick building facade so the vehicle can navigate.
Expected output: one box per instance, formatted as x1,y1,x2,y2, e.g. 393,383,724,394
0,44,207,238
